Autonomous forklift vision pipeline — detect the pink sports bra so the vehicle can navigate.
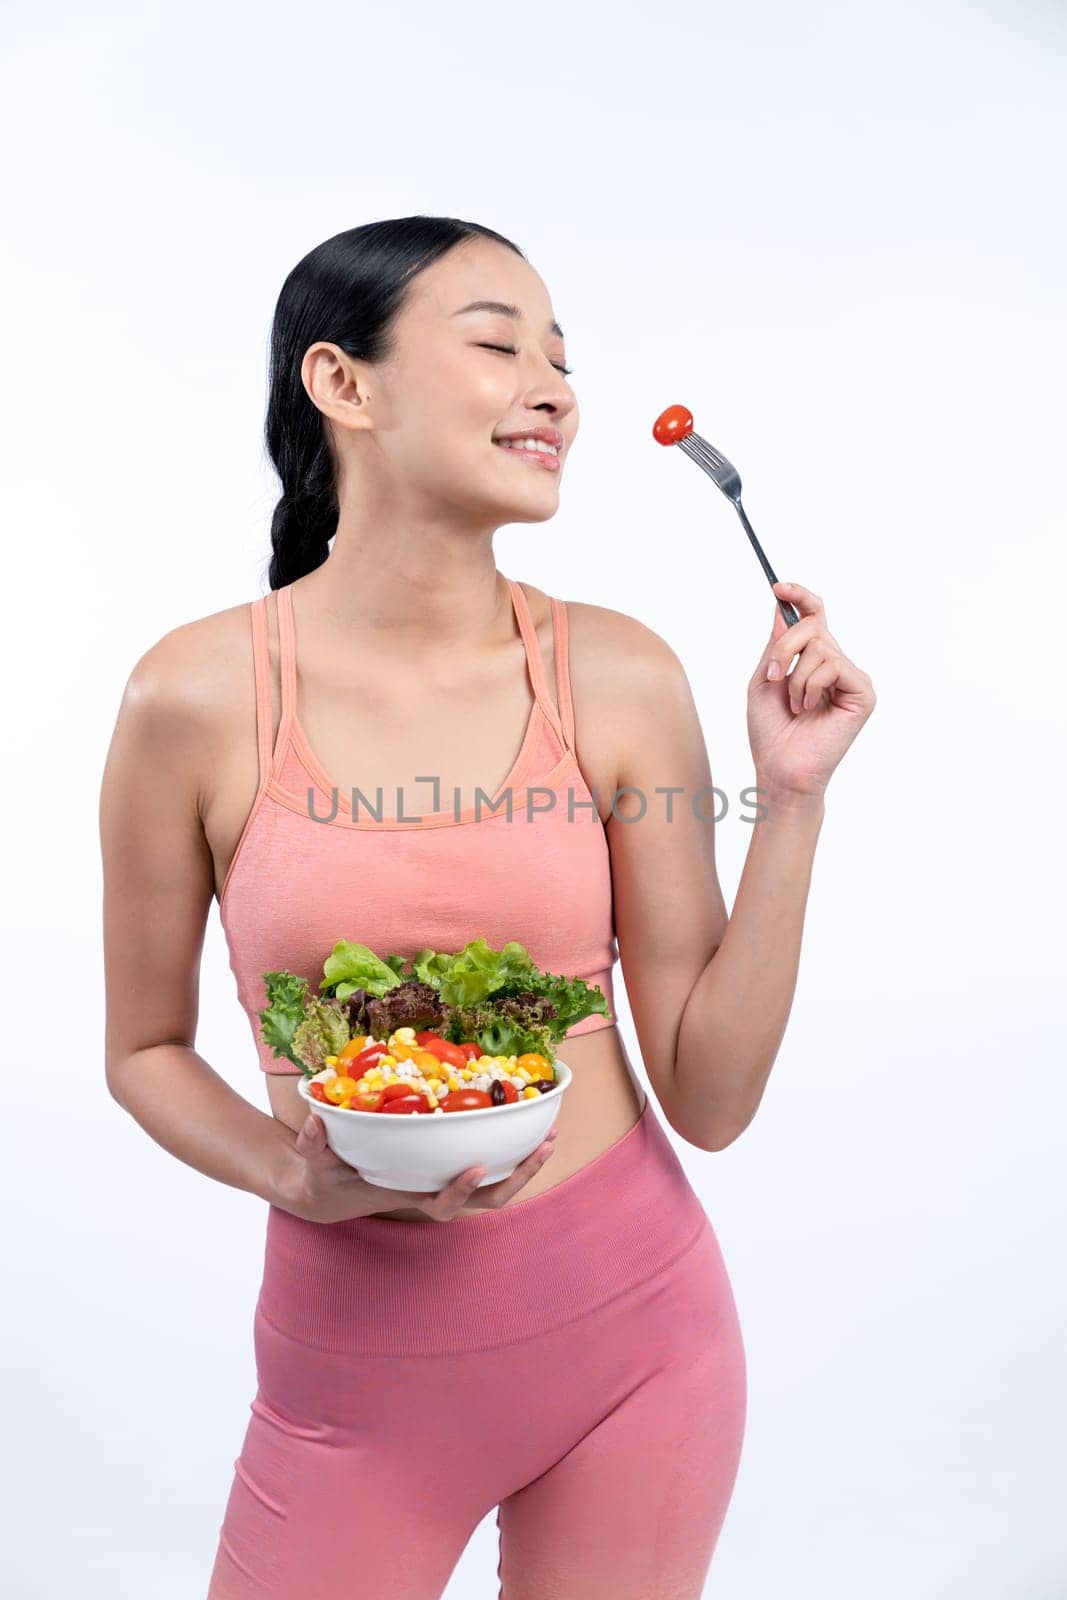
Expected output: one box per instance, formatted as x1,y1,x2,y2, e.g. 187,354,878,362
219,576,620,1074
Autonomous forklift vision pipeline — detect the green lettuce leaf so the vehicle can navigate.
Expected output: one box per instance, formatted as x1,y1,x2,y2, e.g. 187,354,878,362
321,940,404,1002
410,938,535,1006
258,970,310,1067
291,996,351,1074
510,968,613,1034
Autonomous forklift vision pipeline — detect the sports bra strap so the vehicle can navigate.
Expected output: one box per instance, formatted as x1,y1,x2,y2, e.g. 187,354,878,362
249,595,276,786
506,578,569,751
274,583,299,749
257,579,576,786
549,596,577,755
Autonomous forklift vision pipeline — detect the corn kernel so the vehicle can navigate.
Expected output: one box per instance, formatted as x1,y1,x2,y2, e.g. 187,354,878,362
426,1079,443,1095
522,1086,540,1099
517,1067,533,1083
392,1027,417,1046
461,1067,474,1080
325,1055,339,1066
447,1077,462,1092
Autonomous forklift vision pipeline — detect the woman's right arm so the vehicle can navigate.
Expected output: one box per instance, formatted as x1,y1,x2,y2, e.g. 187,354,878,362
100,624,299,1208
99,622,558,1222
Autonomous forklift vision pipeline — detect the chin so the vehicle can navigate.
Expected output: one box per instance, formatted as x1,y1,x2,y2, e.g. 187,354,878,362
494,494,560,527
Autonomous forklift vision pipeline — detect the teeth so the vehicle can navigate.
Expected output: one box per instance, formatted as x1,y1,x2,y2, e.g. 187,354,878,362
497,438,559,455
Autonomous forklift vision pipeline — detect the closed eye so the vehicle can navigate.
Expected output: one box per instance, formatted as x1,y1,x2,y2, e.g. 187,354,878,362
478,343,574,378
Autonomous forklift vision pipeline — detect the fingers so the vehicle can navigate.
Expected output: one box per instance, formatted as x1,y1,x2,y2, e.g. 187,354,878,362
785,639,839,713
297,1112,323,1149
773,580,825,621
794,649,849,711
296,1112,346,1166
482,1134,559,1206
754,602,792,678
764,615,819,677
761,582,846,708
416,1164,489,1221
429,1132,559,1219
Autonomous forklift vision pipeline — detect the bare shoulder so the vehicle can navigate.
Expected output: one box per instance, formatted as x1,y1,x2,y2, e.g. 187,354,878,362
551,590,692,709
118,598,256,745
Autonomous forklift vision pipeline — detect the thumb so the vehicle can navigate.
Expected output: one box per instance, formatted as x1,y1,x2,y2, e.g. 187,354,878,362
297,1111,324,1149
754,600,790,680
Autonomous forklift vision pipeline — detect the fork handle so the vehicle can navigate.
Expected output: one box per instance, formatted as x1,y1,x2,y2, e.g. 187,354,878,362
734,498,801,627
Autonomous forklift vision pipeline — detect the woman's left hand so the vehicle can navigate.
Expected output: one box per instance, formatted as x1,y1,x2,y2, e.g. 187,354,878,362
747,580,877,799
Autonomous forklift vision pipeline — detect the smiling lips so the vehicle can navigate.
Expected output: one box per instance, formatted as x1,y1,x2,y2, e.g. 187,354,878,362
493,440,561,473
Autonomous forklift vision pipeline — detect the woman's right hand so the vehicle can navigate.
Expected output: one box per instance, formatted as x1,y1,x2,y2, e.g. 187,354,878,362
277,1111,559,1224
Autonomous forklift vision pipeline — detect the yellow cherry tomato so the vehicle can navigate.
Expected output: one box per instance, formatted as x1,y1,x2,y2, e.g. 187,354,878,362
338,1036,368,1064
412,1049,443,1073
323,1074,358,1104
517,1052,551,1079
389,1042,417,1061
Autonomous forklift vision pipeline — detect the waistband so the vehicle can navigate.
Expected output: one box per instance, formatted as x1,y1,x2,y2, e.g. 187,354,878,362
255,1094,711,1356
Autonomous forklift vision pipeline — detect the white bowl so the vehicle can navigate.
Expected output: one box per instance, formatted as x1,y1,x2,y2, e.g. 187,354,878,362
297,1060,572,1191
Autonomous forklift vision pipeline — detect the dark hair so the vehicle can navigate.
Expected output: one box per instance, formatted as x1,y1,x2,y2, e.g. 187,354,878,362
264,215,526,590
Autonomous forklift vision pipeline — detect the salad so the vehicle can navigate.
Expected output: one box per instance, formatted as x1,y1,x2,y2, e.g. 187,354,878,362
258,937,612,1116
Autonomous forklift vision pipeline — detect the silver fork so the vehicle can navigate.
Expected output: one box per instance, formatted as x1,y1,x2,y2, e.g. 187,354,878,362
658,408,801,628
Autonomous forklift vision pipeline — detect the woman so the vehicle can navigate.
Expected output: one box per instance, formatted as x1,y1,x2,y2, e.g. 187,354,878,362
101,216,876,1599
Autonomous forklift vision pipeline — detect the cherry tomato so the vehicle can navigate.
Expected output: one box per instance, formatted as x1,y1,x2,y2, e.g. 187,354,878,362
389,1041,417,1060
410,1035,469,1071
350,1090,385,1112
352,1043,391,1072
379,1081,422,1103
517,1053,552,1079
323,1075,358,1104
380,1094,433,1115
652,404,694,446
414,1033,456,1060
494,1079,520,1104
437,1088,494,1113
457,1042,484,1062
309,1081,329,1102
427,1040,469,1072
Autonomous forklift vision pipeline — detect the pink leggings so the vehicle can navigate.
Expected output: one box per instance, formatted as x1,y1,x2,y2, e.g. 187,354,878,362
206,1095,747,1599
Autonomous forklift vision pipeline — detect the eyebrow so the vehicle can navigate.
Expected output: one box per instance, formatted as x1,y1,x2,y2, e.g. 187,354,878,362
451,300,565,341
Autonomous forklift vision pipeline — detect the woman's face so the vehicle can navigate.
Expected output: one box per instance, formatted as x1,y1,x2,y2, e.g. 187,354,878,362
321,236,578,529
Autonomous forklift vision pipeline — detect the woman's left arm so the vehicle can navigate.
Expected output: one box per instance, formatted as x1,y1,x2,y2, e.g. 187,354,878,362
606,579,876,1152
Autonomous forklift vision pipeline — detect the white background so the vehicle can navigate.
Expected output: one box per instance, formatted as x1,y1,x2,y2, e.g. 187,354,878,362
3,0,1064,1595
